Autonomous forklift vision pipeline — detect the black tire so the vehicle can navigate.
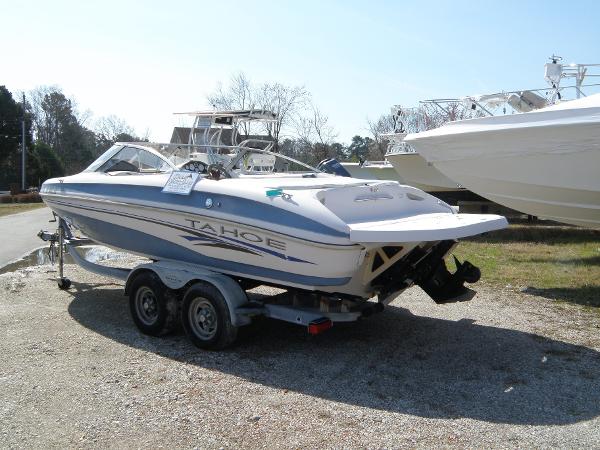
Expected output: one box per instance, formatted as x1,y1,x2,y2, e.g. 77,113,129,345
181,282,238,350
57,278,71,290
128,271,179,337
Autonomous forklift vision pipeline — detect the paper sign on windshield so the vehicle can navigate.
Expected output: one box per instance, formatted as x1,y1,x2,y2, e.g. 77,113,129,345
162,171,199,195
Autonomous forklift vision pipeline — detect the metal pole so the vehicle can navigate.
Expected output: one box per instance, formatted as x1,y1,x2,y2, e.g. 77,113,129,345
576,66,587,99
21,93,26,192
58,221,64,281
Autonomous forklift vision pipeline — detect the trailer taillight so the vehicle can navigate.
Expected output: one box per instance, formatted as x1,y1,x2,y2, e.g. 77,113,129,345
308,318,333,335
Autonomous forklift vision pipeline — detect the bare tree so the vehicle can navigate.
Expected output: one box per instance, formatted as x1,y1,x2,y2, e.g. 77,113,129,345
393,102,480,134
28,85,59,141
94,115,135,142
310,106,337,145
294,114,313,146
207,72,254,111
206,72,311,146
207,73,255,137
367,113,396,141
295,105,336,144
290,104,340,164
141,127,151,142
257,82,310,144
366,113,396,160
73,105,93,128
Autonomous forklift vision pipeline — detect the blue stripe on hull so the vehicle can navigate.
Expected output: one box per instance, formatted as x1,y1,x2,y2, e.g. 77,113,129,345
57,208,351,287
41,182,348,238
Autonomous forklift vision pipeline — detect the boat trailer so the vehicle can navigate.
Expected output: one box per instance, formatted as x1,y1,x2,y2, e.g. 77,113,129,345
38,217,481,349
38,218,394,349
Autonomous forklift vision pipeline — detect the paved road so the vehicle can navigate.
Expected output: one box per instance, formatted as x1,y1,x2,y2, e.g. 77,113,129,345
0,207,54,267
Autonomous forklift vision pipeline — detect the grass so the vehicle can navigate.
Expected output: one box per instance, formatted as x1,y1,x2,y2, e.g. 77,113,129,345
0,203,46,217
449,224,600,308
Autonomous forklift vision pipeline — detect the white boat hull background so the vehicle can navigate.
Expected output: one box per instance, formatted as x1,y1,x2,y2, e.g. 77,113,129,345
386,151,463,192
341,162,403,182
406,94,600,227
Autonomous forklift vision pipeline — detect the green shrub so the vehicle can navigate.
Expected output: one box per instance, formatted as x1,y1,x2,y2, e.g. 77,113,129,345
15,193,42,203
0,193,42,204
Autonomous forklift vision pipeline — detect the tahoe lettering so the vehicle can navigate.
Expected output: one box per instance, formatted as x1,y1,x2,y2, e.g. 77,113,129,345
185,219,286,251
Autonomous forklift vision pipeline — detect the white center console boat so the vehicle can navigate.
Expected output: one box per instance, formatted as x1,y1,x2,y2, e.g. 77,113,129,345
403,57,600,227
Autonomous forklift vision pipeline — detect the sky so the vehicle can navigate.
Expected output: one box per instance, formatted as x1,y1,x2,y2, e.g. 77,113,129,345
2,0,599,144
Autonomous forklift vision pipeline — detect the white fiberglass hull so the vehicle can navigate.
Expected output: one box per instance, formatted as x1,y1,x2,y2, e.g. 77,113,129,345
341,162,404,182
386,151,463,192
43,195,363,291
41,172,506,298
405,94,600,227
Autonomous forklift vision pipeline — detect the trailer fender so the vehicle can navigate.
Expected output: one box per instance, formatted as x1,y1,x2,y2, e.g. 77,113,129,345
125,263,251,327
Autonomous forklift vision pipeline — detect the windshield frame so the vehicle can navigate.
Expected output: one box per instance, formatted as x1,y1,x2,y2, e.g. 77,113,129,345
224,146,321,177
83,144,124,172
84,141,322,178
84,143,177,174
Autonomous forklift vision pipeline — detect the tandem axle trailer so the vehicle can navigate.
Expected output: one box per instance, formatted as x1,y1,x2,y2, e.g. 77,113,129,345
38,218,388,349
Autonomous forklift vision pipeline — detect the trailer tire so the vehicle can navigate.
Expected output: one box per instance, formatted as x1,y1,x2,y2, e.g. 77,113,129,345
57,277,71,290
129,271,179,337
181,282,238,350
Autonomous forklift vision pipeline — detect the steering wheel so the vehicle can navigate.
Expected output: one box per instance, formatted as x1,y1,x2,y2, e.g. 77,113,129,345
207,163,226,180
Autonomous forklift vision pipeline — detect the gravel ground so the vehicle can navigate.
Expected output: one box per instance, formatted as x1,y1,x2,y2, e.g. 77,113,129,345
1,259,600,449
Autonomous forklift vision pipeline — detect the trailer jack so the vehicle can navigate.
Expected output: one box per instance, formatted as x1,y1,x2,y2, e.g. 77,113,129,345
38,219,73,289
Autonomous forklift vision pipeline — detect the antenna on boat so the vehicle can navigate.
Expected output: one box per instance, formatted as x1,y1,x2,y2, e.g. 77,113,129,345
545,55,563,87
545,54,564,101
544,54,600,100
549,54,562,64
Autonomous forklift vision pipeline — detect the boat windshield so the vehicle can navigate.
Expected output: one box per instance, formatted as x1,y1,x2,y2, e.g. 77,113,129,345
137,142,321,178
85,142,320,178
226,148,320,176
84,145,175,173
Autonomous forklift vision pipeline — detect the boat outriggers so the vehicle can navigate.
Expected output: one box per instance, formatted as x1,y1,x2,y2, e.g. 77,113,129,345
39,109,507,349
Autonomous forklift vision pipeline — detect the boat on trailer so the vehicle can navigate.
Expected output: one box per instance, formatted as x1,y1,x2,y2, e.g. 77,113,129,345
39,109,507,349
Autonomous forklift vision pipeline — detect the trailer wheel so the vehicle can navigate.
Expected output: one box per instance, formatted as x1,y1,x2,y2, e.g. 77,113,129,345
57,277,71,290
181,282,238,350
129,271,179,336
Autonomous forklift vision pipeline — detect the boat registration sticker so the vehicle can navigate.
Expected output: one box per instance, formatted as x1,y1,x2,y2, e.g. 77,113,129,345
162,171,200,195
